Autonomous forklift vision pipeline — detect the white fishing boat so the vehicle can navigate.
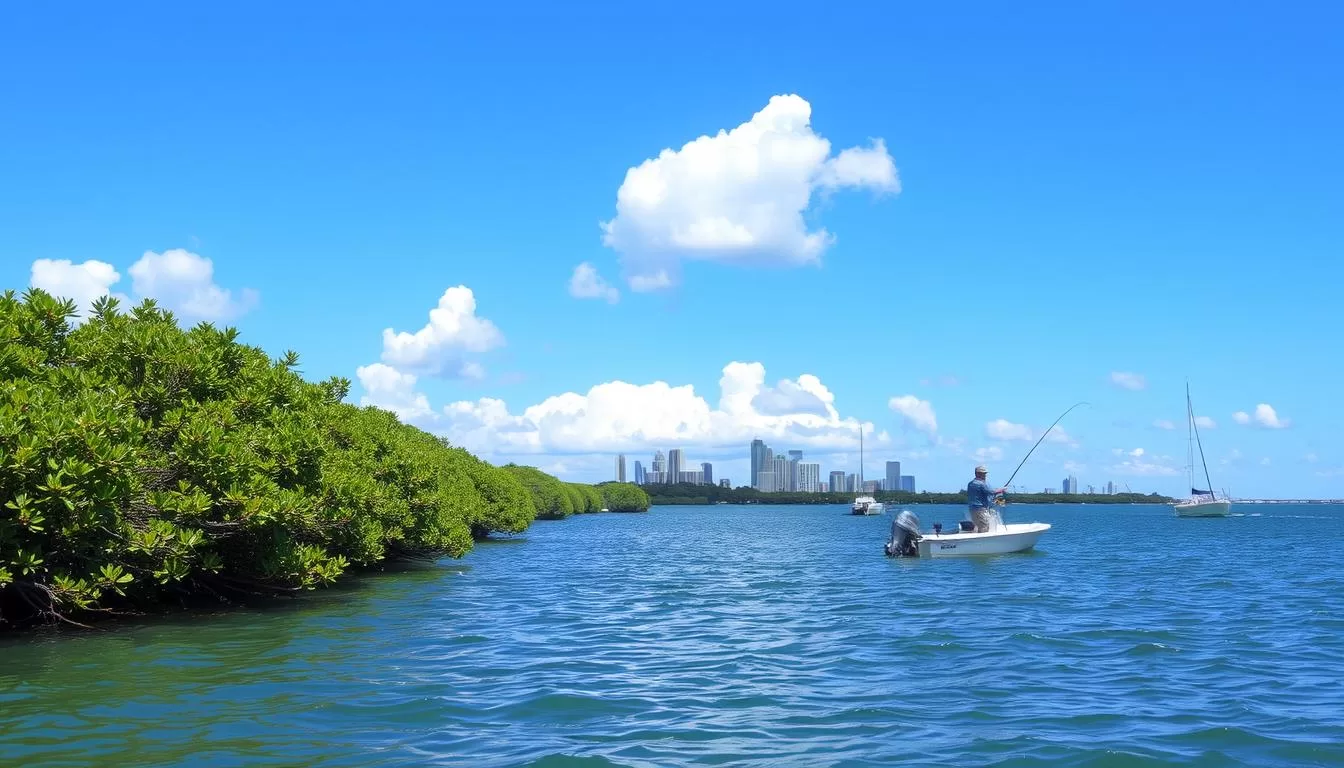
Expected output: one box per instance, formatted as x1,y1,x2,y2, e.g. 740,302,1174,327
884,509,1049,558
852,495,884,515
850,424,885,515
1173,383,1232,518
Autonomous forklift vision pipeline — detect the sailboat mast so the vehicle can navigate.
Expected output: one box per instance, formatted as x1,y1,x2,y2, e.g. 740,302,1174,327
859,425,864,488
1188,382,1215,493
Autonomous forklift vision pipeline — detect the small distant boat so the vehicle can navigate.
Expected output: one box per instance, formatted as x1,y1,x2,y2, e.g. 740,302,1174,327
1173,383,1232,518
884,509,1049,558
851,495,885,516
850,424,885,515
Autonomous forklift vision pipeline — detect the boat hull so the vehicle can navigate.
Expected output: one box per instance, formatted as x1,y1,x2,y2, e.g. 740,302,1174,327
914,522,1050,558
1173,500,1231,517
852,502,885,515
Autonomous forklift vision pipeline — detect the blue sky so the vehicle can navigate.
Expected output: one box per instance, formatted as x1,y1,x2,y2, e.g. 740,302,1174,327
3,2,1341,497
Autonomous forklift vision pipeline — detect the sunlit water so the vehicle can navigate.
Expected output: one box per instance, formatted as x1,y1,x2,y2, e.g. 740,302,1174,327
3,503,1343,767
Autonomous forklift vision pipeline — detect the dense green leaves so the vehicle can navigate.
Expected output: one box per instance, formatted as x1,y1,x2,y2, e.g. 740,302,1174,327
0,289,601,630
599,483,651,512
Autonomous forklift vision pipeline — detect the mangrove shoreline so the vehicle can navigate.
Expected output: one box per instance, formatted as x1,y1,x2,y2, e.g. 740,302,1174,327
0,289,649,634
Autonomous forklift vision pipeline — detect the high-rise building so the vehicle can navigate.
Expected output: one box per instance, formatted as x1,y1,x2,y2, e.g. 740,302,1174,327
667,449,684,484
900,475,915,492
798,462,821,492
862,480,880,493
1106,481,1115,495
829,470,846,492
718,478,731,488
771,455,789,491
750,439,769,489
787,450,803,492
846,473,859,492
702,462,713,486
616,454,626,483
885,461,901,492
1062,475,1078,494
758,470,778,493
678,470,704,484
634,461,645,485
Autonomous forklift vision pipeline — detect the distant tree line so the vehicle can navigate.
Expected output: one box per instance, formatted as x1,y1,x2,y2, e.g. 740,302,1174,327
0,289,649,631
639,482,1173,506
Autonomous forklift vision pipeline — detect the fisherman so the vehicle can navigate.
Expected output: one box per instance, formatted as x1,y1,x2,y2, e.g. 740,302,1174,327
967,465,1006,532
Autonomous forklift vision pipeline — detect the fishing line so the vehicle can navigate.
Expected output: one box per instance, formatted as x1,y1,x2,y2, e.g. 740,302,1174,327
996,401,1090,503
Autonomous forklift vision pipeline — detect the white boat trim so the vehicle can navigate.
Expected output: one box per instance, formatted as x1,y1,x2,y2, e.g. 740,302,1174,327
914,522,1051,557
851,495,884,515
1173,498,1231,517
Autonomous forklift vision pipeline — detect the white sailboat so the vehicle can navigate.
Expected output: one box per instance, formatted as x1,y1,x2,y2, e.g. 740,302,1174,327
851,424,885,515
1173,382,1232,517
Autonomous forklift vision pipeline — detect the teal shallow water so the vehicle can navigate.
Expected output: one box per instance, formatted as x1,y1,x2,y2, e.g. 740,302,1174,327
3,503,1343,767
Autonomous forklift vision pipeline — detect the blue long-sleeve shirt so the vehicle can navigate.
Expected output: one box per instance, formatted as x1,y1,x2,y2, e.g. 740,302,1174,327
967,478,998,509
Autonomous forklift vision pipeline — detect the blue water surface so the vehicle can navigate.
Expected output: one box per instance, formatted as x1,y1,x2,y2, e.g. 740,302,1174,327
3,503,1342,767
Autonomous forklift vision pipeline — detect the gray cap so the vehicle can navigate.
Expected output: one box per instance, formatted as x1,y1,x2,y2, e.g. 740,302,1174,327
975,465,988,474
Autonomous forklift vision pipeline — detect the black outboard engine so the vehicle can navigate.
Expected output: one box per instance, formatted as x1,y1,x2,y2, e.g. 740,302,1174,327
884,510,922,557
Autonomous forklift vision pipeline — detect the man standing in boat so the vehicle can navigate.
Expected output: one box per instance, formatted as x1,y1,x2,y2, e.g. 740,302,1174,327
967,465,1006,532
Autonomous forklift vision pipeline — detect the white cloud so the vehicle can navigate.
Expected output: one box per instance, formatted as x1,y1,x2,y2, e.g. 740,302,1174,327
1063,460,1086,473
1109,449,1180,477
128,249,258,322
1110,372,1147,391
568,262,620,303
973,446,1004,463
29,259,127,322
985,419,1078,448
458,361,487,381
889,395,938,435
1304,452,1319,464
600,93,898,290
1233,403,1289,429
31,251,257,324
920,375,961,388
1153,419,1176,430
355,363,436,426
1046,427,1079,447
380,286,504,377
1260,457,1272,466
985,419,1033,441
435,361,888,456
1195,416,1217,429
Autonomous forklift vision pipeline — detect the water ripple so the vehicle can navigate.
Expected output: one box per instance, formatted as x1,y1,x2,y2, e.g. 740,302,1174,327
2,503,1343,766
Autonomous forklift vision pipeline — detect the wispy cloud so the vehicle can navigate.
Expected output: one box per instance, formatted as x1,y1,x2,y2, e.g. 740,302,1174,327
1110,371,1147,391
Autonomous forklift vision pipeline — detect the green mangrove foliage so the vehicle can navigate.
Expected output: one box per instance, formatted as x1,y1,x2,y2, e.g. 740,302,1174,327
0,289,598,630
598,482,651,512
496,464,625,518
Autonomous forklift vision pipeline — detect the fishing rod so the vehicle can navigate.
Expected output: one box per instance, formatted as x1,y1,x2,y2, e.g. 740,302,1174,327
995,401,1090,505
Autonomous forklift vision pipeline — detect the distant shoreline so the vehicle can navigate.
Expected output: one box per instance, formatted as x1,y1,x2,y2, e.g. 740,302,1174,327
648,499,1174,506
637,484,1176,506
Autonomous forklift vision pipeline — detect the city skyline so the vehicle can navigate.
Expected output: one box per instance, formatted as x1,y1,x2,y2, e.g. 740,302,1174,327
621,442,1142,497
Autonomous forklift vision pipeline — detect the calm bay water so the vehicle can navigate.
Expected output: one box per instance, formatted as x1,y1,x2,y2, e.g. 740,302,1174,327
3,503,1343,767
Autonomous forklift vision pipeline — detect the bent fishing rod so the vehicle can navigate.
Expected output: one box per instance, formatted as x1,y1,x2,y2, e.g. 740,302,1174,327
996,401,1090,503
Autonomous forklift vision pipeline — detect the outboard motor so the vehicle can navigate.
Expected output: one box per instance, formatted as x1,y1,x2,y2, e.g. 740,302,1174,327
885,509,922,557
